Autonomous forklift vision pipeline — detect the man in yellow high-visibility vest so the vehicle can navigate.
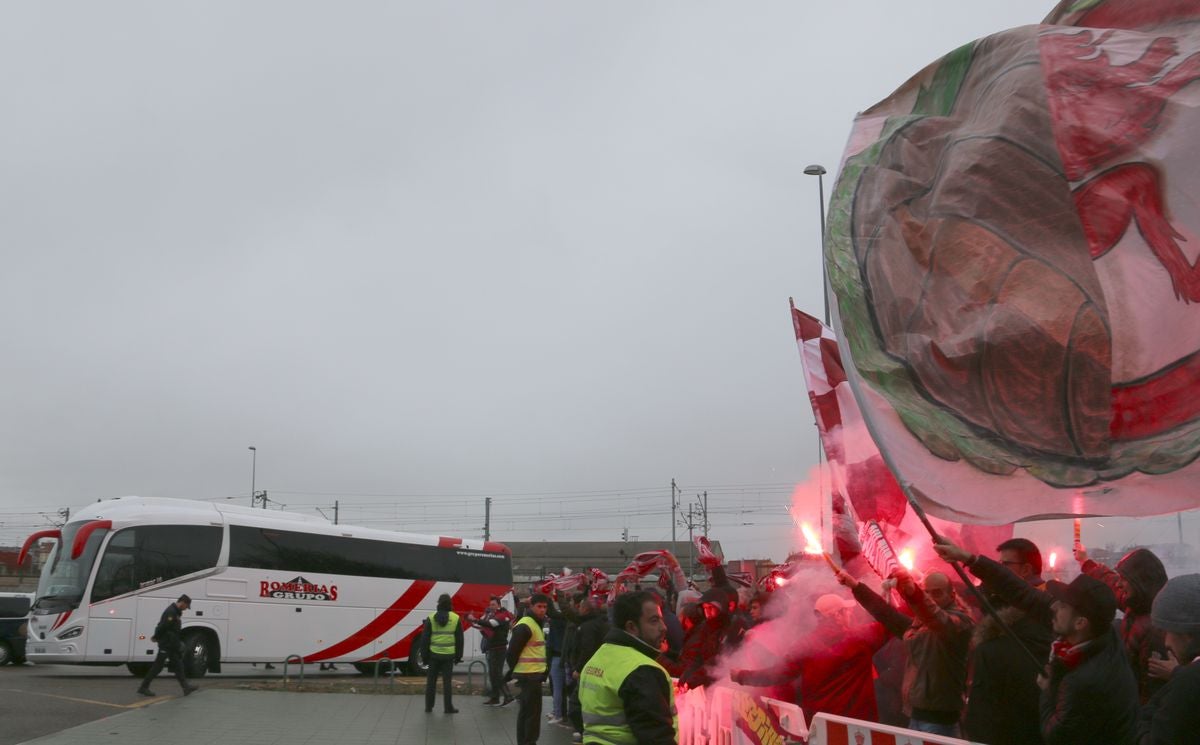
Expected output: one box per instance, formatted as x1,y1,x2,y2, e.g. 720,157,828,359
506,592,550,745
579,590,677,744
421,592,464,713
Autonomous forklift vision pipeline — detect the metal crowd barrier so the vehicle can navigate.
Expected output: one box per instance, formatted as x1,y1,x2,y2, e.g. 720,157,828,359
464,659,488,693
372,657,397,691
282,655,304,688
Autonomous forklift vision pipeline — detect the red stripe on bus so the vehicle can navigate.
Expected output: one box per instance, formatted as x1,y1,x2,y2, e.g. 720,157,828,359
453,583,509,609
366,625,423,663
364,583,510,663
303,579,436,662
51,610,73,631
482,541,511,556
438,536,463,548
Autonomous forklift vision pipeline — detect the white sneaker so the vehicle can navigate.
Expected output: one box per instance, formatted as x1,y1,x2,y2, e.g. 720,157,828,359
547,715,561,724
571,732,582,743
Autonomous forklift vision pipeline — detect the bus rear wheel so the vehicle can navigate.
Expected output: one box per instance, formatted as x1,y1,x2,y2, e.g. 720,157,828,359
182,630,214,678
127,661,152,677
354,661,394,676
406,646,429,676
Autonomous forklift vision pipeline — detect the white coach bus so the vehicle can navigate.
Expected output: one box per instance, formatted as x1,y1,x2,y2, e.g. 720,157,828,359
18,497,512,677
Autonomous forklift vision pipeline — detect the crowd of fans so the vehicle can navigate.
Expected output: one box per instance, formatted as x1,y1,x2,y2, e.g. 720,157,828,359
721,537,1196,745
460,537,1197,744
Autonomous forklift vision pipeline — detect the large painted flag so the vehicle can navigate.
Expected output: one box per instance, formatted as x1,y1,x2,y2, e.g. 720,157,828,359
826,0,1200,524
792,306,1010,559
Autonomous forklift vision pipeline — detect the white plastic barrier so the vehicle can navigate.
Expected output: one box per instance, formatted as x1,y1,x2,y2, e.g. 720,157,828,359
807,714,981,745
676,684,808,744
676,686,984,745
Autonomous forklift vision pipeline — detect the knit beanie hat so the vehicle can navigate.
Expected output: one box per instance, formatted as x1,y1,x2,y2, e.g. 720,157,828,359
1151,574,1200,634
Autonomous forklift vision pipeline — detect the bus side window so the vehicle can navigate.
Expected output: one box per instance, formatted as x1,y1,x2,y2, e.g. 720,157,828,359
91,526,222,602
92,530,137,602
135,525,222,584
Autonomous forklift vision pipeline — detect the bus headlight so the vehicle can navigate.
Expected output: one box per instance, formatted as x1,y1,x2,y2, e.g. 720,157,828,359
58,627,83,640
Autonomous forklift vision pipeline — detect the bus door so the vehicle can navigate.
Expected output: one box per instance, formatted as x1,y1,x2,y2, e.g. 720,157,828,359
90,524,223,663
87,530,137,661
85,612,133,661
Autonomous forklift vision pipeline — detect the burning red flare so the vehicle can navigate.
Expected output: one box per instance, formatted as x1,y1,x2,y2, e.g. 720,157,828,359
800,521,840,574
898,548,915,571
801,522,822,554
1049,552,1058,570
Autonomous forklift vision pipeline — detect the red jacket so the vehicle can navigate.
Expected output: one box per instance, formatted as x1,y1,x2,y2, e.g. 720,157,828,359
740,619,888,724
796,621,888,724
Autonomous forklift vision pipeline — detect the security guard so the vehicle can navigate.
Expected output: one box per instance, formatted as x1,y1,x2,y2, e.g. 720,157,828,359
422,593,464,713
137,594,198,697
580,590,677,744
506,593,550,745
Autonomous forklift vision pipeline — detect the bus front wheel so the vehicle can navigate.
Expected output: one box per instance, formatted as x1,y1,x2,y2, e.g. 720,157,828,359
182,630,214,678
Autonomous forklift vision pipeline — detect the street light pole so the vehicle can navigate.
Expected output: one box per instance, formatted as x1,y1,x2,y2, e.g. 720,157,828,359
248,446,257,508
803,164,829,324
804,164,832,553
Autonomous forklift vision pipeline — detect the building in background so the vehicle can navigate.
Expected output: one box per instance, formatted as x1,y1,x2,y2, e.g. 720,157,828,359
505,540,726,585
0,545,46,592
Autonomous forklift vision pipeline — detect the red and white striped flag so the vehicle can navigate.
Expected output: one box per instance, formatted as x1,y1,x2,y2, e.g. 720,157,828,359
534,573,588,595
858,520,902,580
607,550,687,602
694,535,723,568
792,306,1012,560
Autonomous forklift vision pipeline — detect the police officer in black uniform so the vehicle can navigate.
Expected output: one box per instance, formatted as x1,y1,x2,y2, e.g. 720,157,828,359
137,594,198,697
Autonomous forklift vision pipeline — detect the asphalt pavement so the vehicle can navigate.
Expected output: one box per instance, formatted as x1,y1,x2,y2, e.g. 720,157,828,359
18,689,576,745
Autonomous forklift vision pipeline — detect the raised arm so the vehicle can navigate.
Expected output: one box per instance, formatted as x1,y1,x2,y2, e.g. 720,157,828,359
836,567,914,638
896,572,972,636
935,538,1053,625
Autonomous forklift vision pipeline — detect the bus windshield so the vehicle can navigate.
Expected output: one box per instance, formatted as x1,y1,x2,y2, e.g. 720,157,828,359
34,523,108,612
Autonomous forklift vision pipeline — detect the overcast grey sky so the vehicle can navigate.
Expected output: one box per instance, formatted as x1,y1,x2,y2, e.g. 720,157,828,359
4,1,1190,561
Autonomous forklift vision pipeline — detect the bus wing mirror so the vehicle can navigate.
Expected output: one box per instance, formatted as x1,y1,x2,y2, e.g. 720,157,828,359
18,529,61,565
71,520,112,559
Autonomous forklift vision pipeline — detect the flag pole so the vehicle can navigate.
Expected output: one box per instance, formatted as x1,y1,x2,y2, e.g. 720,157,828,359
792,296,832,555
804,164,833,554
903,486,1044,669
805,164,1043,672
819,271,1044,669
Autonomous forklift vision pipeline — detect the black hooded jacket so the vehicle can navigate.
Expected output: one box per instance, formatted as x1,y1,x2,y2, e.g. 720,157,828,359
1082,548,1169,703
1040,627,1138,745
572,611,610,673
1137,657,1200,745
679,588,730,689
964,606,1053,745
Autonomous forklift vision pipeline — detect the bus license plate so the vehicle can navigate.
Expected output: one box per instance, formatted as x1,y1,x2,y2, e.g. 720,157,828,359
33,646,46,654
